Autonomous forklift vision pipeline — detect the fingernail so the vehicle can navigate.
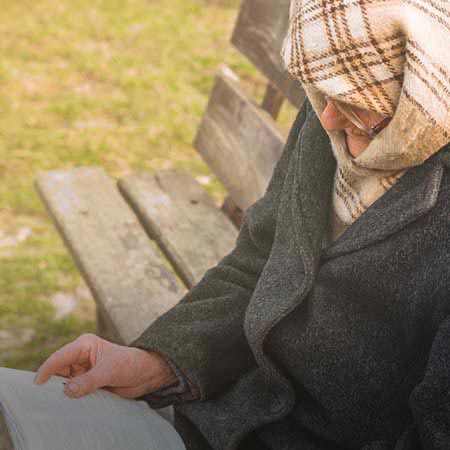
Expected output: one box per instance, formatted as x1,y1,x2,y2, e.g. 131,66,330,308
67,382,80,394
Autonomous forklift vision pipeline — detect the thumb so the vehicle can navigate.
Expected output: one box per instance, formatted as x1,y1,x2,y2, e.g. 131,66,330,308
64,366,107,398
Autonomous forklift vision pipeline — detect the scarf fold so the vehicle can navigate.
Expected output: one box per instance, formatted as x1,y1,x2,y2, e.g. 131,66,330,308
280,0,450,243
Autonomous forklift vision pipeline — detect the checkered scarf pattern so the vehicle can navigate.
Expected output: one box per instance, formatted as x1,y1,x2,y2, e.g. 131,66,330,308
281,0,450,244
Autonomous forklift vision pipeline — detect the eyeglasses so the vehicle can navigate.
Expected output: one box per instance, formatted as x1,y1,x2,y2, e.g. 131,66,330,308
324,95,391,140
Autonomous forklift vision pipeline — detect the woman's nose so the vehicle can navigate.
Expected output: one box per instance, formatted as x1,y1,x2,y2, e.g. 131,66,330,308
320,98,348,131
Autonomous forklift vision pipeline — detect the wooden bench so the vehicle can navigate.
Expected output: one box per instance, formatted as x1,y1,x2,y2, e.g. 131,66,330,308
35,0,305,348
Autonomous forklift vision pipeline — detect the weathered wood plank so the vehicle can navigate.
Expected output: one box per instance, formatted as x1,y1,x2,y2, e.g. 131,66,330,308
96,307,122,343
221,196,243,228
231,0,305,108
261,83,285,119
194,65,286,211
119,170,238,289
35,167,184,345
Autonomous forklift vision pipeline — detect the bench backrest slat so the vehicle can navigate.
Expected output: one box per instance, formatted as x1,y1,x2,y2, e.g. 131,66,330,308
231,0,305,108
194,65,286,211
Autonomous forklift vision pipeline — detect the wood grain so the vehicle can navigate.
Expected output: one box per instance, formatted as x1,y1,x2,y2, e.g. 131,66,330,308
35,167,184,345
261,83,285,119
231,0,305,108
194,65,287,211
119,170,238,289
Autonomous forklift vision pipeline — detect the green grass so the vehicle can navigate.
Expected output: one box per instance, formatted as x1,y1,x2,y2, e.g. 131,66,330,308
0,0,298,370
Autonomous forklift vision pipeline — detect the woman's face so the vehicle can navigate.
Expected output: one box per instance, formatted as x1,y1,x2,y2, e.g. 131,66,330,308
319,98,387,158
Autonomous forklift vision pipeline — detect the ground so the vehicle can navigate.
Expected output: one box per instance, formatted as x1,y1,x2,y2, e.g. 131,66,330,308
0,0,296,370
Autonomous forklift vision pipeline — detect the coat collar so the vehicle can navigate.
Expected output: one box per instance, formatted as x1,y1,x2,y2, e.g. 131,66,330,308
296,110,448,262
245,106,447,357
321,158,444,260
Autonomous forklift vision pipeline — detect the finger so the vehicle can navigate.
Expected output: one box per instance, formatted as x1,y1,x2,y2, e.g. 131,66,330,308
34,339,87,385
64,363,110,398
71,364,90,378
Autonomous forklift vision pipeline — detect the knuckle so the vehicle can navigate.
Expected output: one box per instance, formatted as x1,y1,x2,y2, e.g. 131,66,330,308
81,371,94,385
51,346,68,360
77,333,97,345
79,372,97,390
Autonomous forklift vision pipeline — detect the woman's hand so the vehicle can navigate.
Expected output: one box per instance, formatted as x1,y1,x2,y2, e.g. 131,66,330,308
33,333,177,399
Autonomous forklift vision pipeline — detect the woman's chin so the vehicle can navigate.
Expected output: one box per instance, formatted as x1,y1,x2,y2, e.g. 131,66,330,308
344,132,371,158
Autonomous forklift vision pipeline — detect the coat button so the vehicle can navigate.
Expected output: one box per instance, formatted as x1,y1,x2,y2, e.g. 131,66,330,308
269,391,287,414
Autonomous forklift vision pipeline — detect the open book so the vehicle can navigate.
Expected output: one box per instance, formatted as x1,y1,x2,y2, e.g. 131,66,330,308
0,367,185,450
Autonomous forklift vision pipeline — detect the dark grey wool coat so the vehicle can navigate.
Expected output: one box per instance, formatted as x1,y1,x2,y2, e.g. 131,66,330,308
129,99,450,450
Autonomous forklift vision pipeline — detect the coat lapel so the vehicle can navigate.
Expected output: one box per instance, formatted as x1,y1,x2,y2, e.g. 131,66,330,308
321,149,445,261
291,108,336,269
245,108,336,353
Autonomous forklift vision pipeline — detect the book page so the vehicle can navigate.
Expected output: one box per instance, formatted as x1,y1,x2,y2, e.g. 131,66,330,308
0,367,185,450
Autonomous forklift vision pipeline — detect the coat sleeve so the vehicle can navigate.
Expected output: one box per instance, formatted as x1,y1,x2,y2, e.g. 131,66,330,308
134,353,201,408
127,100,311,405
361,314,450,450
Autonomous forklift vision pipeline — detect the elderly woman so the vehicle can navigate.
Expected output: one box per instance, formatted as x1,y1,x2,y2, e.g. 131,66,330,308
34,0,450,449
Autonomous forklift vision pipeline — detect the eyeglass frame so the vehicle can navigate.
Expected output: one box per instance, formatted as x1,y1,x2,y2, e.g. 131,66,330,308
323,95,391,140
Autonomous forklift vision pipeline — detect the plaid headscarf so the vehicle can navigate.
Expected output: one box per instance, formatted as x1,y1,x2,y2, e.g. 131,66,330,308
281,0,450,244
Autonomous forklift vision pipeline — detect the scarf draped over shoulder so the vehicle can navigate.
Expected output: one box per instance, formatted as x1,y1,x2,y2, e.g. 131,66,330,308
280,0,450,243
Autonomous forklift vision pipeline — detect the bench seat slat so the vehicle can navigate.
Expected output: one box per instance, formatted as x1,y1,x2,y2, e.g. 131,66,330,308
194,65,286,211
119,170,238,289
35,167,184,344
